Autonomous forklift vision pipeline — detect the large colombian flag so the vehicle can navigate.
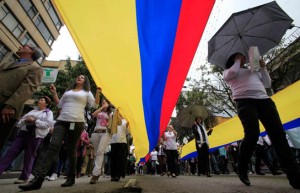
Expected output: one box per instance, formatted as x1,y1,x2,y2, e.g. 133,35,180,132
53,0,215,160
181,80,300,160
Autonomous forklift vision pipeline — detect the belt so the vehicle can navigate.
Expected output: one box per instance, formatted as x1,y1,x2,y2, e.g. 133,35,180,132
94,129,107,133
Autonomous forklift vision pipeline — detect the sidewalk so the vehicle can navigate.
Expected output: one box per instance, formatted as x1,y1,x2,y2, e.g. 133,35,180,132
0,171,21,179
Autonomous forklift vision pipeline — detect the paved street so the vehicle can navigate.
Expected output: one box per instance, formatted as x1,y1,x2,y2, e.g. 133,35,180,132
0,173,299,193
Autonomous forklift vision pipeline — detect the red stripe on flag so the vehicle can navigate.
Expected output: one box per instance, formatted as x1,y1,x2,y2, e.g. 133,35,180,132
160,0,215,137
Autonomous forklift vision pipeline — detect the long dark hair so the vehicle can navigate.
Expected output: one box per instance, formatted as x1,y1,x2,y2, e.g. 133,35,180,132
225,52,242,69
68,75,91,91
102,98,112,115
194,117,202,125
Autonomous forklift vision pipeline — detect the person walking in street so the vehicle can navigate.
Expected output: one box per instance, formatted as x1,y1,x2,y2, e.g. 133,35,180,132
89,99,112,184
80,141,95,177
19,75,100,191
0,44,43,151
223,52,300,189
0,96,53,184
255,136,282,176
157,137,167,176
164,125,178,178
150,148,158,175
192,117,212,177
110,115,129,182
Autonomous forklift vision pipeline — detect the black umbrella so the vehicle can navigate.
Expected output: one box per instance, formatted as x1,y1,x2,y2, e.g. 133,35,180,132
208,1,293,68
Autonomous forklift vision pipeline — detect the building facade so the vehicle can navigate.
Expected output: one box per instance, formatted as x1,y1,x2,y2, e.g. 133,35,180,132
0,0,64,64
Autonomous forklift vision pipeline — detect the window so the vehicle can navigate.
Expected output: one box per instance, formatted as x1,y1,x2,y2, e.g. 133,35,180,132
20,33,30,45
0,4,9,20
0,42,9,62
20,33,37,48
8,54,18,63
12,24,24,38
35,15,54,45
18,0,54,46
43,0,62,30
0,5,25,39
18,0,37,19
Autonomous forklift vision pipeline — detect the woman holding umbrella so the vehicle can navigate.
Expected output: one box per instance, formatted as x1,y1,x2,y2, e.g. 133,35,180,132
223,52,300,189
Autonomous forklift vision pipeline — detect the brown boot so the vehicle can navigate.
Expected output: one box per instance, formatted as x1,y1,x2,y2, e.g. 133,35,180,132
89,175,99,184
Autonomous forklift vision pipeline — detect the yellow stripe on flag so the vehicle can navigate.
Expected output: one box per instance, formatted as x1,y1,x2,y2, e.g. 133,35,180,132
53,0,149,159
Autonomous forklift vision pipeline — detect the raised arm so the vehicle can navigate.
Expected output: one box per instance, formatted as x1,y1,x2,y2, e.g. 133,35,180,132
94,87,101,106
259,59,272,88
49,84,60,105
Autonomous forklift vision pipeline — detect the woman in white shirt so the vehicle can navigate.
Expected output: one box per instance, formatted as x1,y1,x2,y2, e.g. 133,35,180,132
110,118,129,181
157,137,166,176
224,53,300,189
89,99,112,184
19,75,100,191
0,96,53,184
164,125,178,178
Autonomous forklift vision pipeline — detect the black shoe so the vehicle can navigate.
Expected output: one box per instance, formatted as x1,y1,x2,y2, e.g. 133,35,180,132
238,172,250,186
61,176,75,187
111,177,120,182
271,171,282,175
206,172,212,177
286,171,300,189
256,172,265,175
18,176,44,191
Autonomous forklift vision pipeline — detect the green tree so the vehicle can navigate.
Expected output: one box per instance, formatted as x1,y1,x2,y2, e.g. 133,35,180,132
174,85,218,144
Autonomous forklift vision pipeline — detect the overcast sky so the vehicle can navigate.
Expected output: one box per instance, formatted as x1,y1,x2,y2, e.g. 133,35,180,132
47,0,300,81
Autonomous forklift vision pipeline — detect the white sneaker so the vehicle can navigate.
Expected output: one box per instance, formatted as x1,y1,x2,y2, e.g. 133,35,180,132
28,174,35,181
48,173,57,181
45,176,50,180
14,179,28,184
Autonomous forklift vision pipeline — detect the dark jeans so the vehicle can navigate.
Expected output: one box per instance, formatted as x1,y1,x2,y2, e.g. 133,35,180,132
110,143,128,179
255,144,273,173
35,121,84,178
157,155,166,174
0,118,17,151
165,149,178,174
236,98,299,173
196,143,210,174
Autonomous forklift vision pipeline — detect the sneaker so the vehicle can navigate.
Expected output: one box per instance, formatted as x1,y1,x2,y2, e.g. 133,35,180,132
14,179,28,184
48,173,57,181
28,174,35,181
45,176,50,180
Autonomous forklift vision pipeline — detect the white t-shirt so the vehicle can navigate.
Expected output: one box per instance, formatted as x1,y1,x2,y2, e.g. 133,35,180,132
111,119,129,144
150,150,158,161
57,90,98,122
164,131,177,150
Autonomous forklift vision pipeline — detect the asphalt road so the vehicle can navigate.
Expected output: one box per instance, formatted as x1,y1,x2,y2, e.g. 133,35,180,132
0,173,299,193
